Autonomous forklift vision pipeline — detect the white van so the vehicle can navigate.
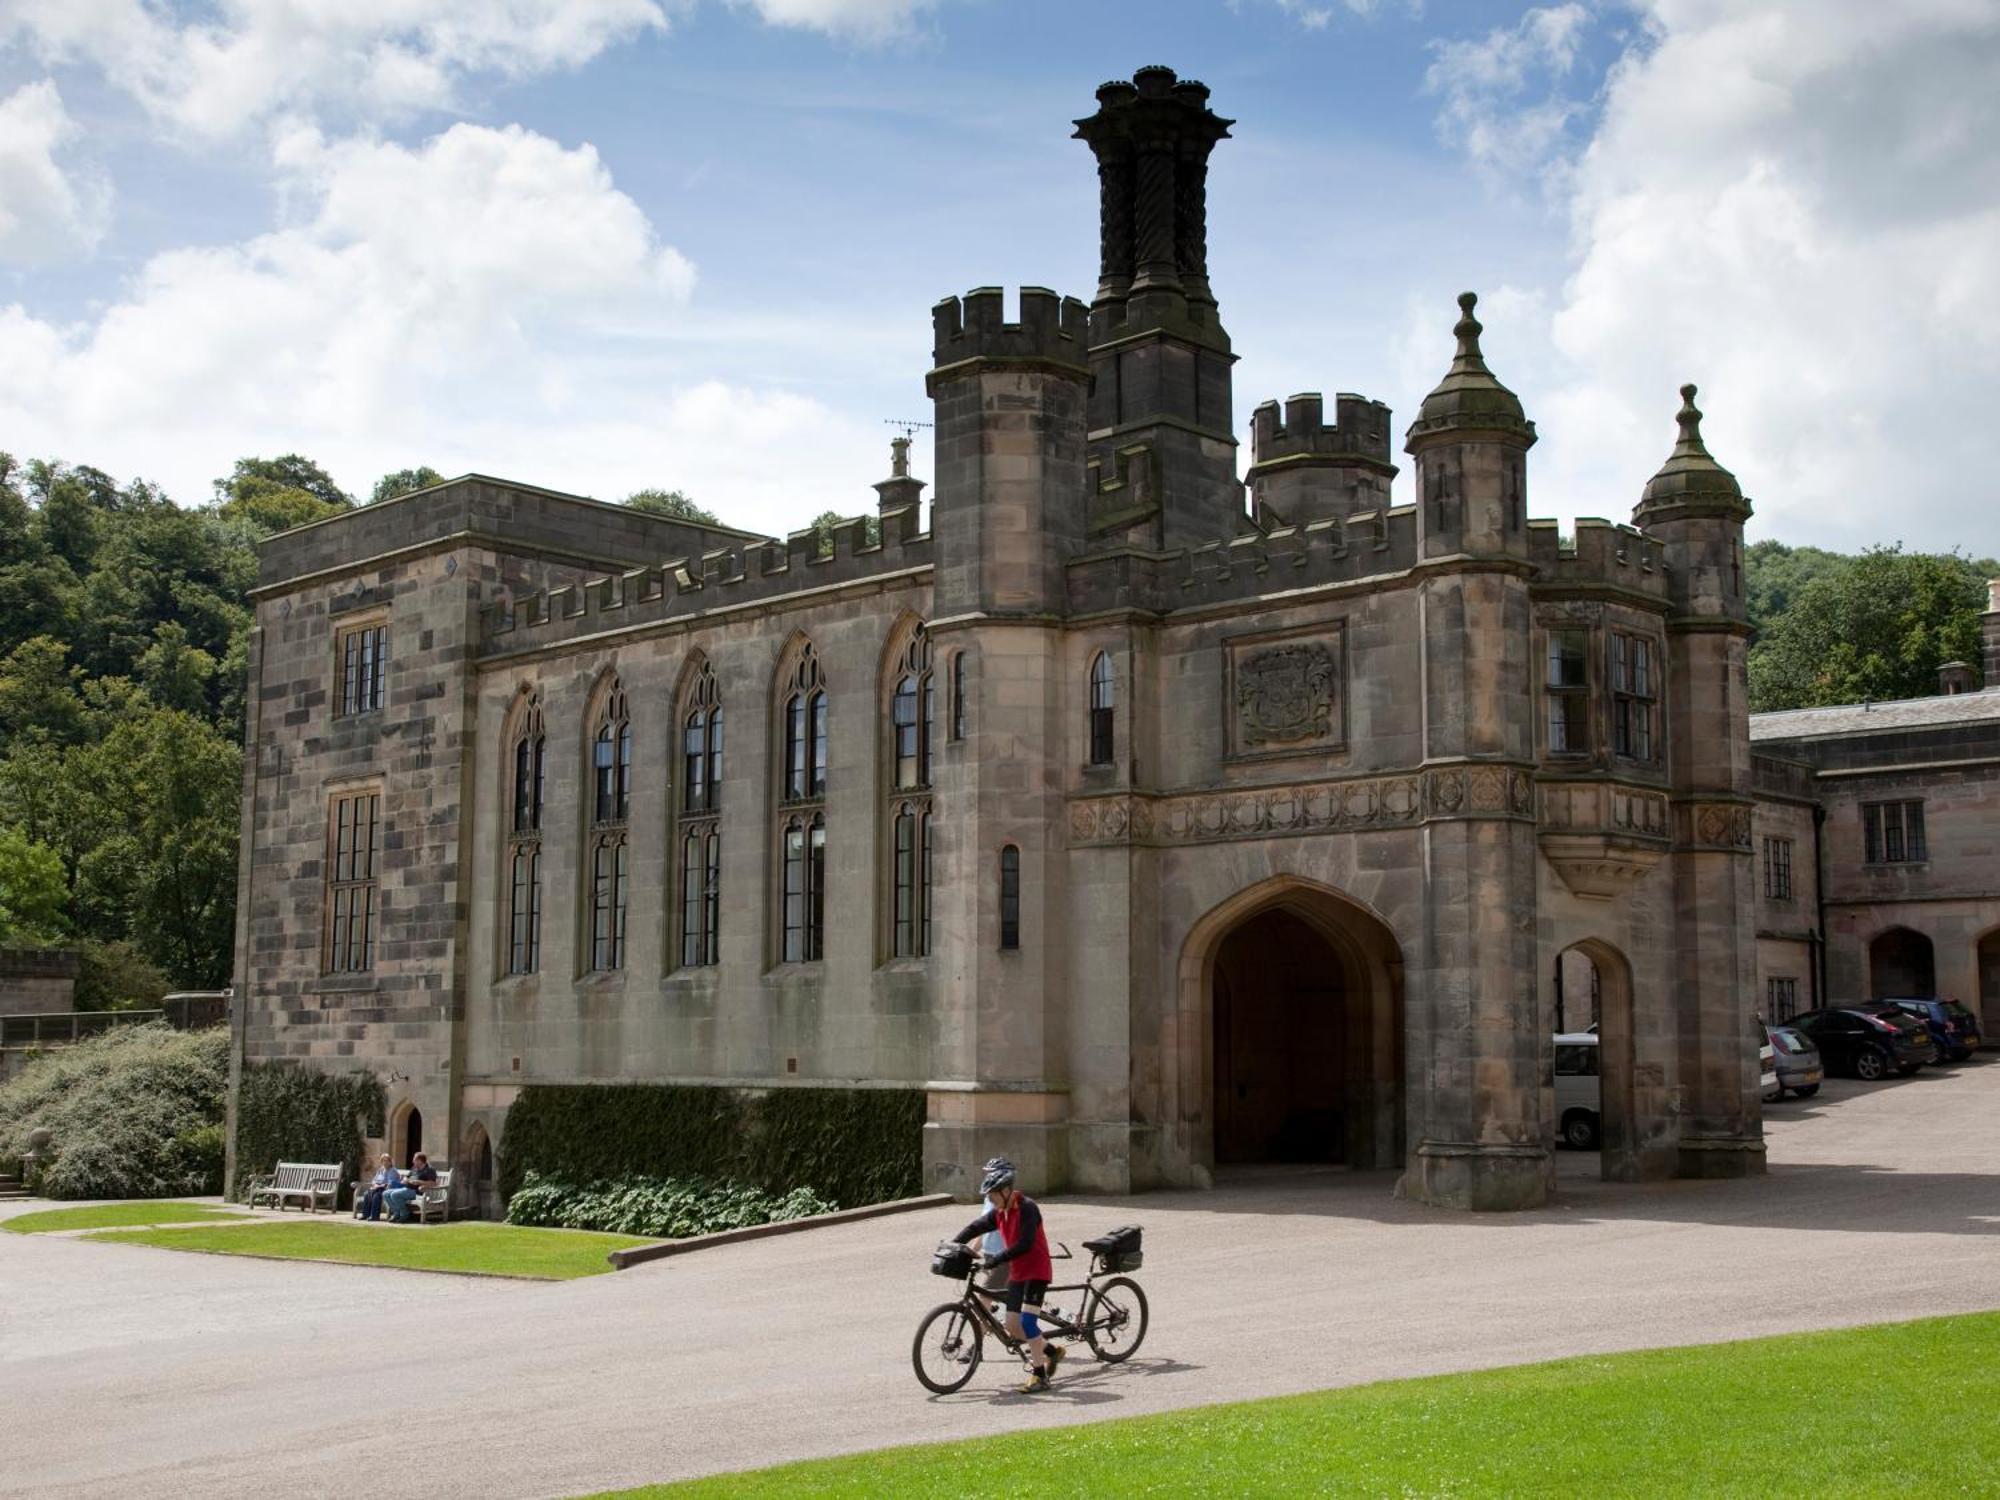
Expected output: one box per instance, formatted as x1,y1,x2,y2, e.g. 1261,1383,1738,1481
1556,1031,1780,1150
1553,1031,1601,1149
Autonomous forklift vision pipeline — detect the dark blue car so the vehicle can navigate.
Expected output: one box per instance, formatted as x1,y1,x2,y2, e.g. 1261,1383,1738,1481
1876,998,1984,1062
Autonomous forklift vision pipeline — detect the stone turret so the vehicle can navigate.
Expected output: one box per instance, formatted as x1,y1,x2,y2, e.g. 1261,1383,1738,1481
1075,67,1243,547
1636,382,1764,1183
1405,293,1535,561
873,435,926,525
1246,392,1396,528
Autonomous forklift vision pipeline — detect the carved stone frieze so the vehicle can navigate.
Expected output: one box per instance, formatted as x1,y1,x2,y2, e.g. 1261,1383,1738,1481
1676,799,1754,851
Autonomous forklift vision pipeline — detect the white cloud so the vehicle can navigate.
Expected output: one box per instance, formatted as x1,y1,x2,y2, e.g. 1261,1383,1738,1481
1425,3,1593,180
731,0,937,42
1232,0,1402,29
0,0,672,137
0,80,109,264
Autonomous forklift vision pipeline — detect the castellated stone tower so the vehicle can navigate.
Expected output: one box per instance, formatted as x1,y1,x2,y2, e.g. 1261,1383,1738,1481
1633,385,1766,1180
1074,67,1244,546
1246,392,1396,529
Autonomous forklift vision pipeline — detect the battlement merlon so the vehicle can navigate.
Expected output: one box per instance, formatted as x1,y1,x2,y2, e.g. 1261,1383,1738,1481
927,287,1092,393
1248,392,1397,475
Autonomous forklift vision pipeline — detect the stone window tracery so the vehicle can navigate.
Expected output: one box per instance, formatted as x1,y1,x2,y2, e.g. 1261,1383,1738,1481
883,621,934,960
677,661,722,968
507,693,544,976
774,638,828,964
586,680,629,973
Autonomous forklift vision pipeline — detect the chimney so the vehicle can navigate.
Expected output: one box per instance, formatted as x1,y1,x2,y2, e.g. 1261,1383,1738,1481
1939,661,1975,696
1985,578,2000,688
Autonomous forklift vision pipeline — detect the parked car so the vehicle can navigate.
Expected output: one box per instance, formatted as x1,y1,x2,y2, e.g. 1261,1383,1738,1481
1760,1037,1780,1101
1790,1006,1932,1080
1873,997,1984,1062
1766,1025,1823,1098
1553,1031,1600,1148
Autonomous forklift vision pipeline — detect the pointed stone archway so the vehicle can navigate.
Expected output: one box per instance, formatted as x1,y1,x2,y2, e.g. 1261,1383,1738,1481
1552,938,1649,1182
1175,876,1405,1174
1870,927,1936,998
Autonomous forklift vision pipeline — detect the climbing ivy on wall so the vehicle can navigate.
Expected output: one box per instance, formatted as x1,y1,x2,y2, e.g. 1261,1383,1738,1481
496,1083,923,1209
231,1062,386,1200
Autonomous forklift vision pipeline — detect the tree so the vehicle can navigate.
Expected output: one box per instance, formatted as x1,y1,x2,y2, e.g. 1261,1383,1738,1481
72,939,172,1012
1744,539,1848,634
0,827,67,944
213,478,346,535
137,622,218,715
370,466,445,504
213,454,352,512
1749,546,1991,711
624,488,721,526
0,636,88,746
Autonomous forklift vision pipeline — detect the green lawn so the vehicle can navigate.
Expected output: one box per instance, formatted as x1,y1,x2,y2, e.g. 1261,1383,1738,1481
3,1201,250,1234
599,1312,2000,1498
87,1219,651,1279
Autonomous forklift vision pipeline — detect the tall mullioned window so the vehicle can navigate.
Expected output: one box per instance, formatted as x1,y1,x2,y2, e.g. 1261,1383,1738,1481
325,788,380,973
885,623,935,959
1762,835,1794,902
337,620,387,716
1767,976,1800,1022
999,844,1021,951
1546,629,1589,755
781,644,829,802
776,640,828,963
780,813,827,962
678,661,723,967
949,651,967,742
1611,633,1657,762
507,694,545,975
587,680,630,972
1863,800,1927,864
1087,652,1115,766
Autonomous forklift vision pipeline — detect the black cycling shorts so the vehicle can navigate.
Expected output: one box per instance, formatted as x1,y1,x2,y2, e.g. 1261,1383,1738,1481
1002,1278,1050,1313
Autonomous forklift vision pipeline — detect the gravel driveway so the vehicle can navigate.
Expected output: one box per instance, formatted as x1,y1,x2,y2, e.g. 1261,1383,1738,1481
4,1061,1997,1499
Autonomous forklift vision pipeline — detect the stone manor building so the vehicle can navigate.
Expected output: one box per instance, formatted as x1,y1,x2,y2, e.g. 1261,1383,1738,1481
229,68,1780,1212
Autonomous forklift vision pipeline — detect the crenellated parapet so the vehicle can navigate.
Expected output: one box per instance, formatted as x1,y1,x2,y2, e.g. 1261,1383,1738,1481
927,287,1091,391
479,506,932,658
1527,518,1671,602
1065,504,1419,616
1247,391,1397,529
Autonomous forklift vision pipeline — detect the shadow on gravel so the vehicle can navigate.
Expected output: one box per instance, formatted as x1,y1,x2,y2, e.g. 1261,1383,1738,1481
928,1356,1205,1408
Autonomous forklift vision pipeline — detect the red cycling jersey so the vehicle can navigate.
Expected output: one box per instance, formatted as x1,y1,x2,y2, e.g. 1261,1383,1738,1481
990,1194,1052,1283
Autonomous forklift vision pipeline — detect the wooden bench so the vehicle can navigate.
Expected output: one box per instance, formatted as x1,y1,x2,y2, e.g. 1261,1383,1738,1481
246,1162,342,1214
354,1166,454,1223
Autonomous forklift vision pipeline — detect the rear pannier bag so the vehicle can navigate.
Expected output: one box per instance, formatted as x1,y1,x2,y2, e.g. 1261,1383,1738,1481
931,1241,976,1279
1083,1224,1143,1272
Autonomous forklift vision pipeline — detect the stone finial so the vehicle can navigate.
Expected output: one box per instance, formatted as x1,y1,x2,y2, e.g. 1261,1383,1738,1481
1636,380,1749,520
1404,290,1535,449
1987,577,2000,614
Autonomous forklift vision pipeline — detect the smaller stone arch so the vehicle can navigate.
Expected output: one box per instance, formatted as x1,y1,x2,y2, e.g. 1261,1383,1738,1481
388,1098,424,1168
1551,938,1647,1182
1869,926,1936,999
460,1121,495,1219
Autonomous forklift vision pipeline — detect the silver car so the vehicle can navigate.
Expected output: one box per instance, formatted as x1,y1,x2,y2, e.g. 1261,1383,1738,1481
1766,1024,1823,1099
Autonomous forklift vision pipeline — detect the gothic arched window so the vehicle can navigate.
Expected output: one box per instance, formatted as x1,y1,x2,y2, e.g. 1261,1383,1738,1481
780,811,826,962
676,660,722,967
1087,652,1115,766
586,679,630,972
781,642,828,801
505,691,544,975
883,621,934,960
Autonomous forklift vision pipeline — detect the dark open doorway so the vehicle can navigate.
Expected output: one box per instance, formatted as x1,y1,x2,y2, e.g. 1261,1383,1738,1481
1212,907,1348,1165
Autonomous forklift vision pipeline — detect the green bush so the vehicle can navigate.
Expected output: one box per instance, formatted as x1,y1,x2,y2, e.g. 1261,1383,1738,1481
506,1171,835,1239
497,1084,923,1209
231,1061,385,1201
0,1023,228,1198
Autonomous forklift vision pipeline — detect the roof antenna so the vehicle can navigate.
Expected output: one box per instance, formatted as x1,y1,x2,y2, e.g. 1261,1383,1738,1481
882,418,933,478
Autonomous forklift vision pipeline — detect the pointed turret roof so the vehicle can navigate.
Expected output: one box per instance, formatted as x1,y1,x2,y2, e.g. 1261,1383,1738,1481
1405,292,1536,450
1636,384,1750,521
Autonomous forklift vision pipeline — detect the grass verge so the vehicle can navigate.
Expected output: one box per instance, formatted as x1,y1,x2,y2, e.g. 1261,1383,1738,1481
87,1220,651,1279
597,1311,2000,1497
3,1201,248,1234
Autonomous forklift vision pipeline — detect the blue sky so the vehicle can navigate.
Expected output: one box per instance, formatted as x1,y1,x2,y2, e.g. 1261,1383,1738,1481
1,1,1995,554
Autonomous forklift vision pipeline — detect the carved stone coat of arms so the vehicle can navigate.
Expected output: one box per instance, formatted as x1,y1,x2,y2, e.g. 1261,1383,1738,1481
1236,643,1338,748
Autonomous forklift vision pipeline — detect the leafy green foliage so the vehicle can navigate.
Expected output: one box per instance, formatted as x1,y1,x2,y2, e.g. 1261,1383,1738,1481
71,939,172,1012
231,1061,387,1200
625,487,721,525
506,1171,834,1239
1748,544,1996,710
213,454,352,513
496,1084,923,1209
807,509,882,557
0,1022,228,1198
370,466,445,505
0,826,67,943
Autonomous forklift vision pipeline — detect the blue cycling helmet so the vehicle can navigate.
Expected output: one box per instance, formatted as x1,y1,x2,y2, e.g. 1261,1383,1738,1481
978,1157,1016,1195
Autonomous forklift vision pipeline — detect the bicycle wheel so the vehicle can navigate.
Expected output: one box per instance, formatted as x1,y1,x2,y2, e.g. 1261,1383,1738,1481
1083,1276,1149,1363
912,1302,984,1394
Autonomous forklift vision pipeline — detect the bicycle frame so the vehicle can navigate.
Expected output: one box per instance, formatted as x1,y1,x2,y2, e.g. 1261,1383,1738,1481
951,1243,1112,1351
